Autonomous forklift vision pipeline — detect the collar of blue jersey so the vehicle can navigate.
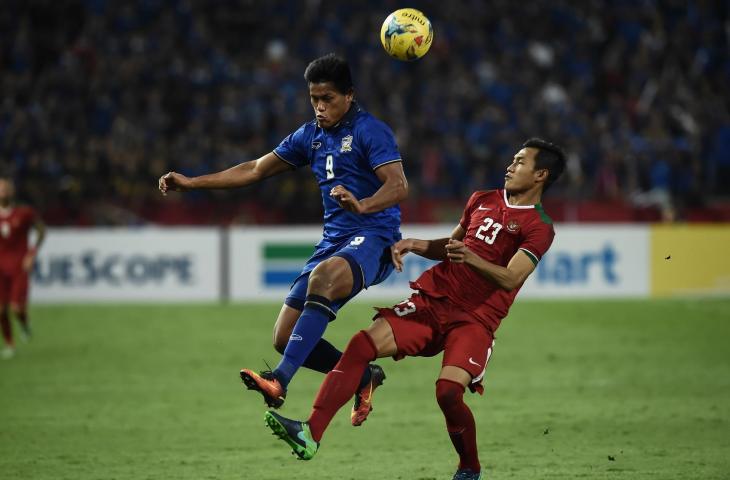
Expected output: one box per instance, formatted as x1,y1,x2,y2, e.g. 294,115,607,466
326,101,361,131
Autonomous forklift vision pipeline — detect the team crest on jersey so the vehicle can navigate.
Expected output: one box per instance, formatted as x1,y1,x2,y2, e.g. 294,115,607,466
340,135,353,153
507,219,520,233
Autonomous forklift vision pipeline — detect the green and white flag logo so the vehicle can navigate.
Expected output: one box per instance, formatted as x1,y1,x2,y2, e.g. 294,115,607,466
263,243,314,286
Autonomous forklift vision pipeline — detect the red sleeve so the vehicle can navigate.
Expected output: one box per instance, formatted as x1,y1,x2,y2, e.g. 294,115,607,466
518,221,554,266
458,192,481,230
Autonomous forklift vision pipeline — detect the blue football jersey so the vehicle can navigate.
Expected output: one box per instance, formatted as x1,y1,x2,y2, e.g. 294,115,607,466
273,103,402,242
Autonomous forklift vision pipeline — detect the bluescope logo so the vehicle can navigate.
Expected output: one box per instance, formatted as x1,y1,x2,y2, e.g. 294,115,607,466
263,243,315,286
33,252,193,285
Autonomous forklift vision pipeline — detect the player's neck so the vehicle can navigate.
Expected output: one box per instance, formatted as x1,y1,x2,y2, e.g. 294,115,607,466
506,188,541,206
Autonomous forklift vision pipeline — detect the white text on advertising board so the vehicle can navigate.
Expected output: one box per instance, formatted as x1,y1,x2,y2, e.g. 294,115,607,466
33,252,194,286
536,244,618,285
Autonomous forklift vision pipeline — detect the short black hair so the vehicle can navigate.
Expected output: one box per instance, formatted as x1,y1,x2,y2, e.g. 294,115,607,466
304,53,353,94
522,138,566,192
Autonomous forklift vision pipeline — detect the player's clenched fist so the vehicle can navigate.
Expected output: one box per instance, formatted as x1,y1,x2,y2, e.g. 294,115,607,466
158,171,191,195
330,185,363,214
445,239,475,264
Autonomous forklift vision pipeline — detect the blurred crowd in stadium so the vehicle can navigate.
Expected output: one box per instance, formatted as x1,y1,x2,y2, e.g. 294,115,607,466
1,0,728,225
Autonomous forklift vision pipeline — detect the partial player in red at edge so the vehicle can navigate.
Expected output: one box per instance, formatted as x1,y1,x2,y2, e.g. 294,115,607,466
0,175,46,360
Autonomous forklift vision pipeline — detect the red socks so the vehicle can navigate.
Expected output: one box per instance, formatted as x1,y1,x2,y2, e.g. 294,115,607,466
436,379,480,473
308,330,377,441
1,309,12,346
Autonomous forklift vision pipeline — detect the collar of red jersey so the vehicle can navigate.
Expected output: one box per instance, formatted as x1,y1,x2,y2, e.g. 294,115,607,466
502,189,537,209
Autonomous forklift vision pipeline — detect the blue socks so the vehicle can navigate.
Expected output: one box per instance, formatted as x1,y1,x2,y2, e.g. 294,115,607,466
300,337,373,389
274,295,335,389
273,294,375,390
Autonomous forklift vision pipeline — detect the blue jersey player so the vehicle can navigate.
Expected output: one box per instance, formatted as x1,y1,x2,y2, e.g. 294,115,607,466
158,54,408,426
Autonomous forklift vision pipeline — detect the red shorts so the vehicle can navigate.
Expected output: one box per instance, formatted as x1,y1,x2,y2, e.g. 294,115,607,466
0,269,29,306
375,292,495,394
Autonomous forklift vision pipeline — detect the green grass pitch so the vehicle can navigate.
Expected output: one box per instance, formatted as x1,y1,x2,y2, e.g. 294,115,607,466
1,299,729,479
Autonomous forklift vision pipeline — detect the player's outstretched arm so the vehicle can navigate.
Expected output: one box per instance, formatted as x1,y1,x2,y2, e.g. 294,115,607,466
158,152,293,195
446,240,536,290
330,162,407,214
391,224,466,271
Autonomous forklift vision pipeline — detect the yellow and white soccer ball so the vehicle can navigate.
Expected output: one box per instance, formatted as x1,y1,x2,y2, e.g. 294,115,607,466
380,8,433,61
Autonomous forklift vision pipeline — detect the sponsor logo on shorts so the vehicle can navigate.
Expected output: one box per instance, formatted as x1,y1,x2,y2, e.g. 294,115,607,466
468,357,482,368
290,334,303,341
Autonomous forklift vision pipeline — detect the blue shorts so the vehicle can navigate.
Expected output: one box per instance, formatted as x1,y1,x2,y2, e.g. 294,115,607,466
284,229,401,317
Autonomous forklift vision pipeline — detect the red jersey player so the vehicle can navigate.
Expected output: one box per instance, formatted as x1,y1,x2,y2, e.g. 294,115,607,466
261,138,566,480
0,176,45,359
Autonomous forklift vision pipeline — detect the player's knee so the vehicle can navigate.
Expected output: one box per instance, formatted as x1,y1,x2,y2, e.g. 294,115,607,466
436,379,464,409
343,330,378,362
308,261,351,299
306,270,330,296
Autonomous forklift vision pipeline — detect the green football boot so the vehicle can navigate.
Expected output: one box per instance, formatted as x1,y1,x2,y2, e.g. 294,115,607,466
264,411,319,460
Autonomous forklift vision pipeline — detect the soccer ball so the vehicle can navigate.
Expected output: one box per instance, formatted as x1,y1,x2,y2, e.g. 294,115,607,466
380,8,433,61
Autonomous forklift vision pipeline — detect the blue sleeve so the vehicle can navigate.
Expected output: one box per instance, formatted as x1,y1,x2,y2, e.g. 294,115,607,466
273,123,310,168
360,118,401,170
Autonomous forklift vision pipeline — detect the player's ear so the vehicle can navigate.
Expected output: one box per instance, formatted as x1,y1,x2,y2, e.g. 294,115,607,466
345,88,354,103
535,168,549,184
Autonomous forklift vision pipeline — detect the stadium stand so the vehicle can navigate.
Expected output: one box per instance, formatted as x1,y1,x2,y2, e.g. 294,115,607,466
1,0,728,225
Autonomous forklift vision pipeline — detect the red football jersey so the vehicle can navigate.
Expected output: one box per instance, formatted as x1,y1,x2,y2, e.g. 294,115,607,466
0,206,37,273
411,189,554,332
